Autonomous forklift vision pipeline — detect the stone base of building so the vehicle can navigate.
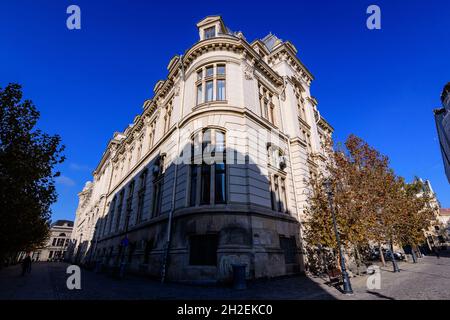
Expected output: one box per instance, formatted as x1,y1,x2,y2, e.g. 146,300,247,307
87,209,304,283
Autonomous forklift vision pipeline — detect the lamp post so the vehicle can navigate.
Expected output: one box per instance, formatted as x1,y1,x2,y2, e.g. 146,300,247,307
324,179,353,295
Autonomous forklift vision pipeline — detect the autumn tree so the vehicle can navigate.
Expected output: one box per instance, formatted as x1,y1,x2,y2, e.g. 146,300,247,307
0,83,65,265
395,179,436,259
304,134,437,273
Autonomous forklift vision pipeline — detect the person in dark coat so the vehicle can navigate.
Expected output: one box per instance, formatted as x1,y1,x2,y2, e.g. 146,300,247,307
21,255,32,276
433,246,440,259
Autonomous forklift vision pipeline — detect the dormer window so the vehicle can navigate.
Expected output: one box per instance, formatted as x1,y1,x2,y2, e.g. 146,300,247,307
204,26,216,39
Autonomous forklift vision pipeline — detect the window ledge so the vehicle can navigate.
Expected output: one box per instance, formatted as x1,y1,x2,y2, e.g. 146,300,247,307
193,101,228,111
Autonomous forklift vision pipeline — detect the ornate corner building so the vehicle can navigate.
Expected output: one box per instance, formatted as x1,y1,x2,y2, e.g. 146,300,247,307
70,16,333,282
434,82,450,183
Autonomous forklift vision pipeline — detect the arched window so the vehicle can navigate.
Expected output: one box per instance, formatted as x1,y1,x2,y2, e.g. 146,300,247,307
59,233,66,237
189,128,227,206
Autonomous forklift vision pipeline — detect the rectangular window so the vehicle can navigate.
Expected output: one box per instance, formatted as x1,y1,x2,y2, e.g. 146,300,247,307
279,236,296,264
115,191,124,232
274,175,280,211
269,104,275,125
204,26,216,39
280,178,287,213
269,176,276,211
197,70,203,80
196,84,203,105
190,165,198,206
217,79,225,101
52,238,57,246
152,182,162,217
263,99,269,119
202,129,212,153
215,163,226,204
205,81,213,102
217,65,225,75
215,131,225,153
201,164,211,204
189,234,218,266
136,192,144,223
206,66,214,77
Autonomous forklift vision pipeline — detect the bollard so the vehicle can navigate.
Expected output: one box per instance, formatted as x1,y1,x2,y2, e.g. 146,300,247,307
231,264,247,290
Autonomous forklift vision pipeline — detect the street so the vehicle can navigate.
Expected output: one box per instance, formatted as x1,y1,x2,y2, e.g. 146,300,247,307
1,252,449,300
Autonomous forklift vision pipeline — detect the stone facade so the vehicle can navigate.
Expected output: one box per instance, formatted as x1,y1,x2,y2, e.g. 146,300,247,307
437,209,450,239
434,82,450,183
69,16,333,283
21,220,73,262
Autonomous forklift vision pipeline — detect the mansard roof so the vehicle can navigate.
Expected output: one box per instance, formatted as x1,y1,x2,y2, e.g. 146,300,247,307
51,220,74,228
261,33,283,52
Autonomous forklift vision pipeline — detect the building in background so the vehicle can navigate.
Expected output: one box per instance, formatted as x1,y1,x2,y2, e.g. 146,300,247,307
437,208,450,240
19,220,74,262
413,178,445,251
433,82,450,183
69,16,333,282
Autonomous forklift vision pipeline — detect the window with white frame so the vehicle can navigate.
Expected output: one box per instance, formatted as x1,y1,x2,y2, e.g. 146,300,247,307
195,64,226,105
258,82,277,126
124,181,135,231
148,120,156,150
294,85,307,122
151,154,165,217
302,129,312,155
137,136,143,160
267,146,288,213
164,99,173,133
136,169,147,224
268,145,285,170
204,26,216,39
189,128,227,206
115,190,125,232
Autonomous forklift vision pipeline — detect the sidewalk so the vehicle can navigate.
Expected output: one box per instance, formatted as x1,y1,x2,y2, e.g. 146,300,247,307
1,253,449,300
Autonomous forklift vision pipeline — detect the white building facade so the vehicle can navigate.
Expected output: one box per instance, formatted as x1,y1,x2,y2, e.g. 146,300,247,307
70,16,333,282
21,220,74,262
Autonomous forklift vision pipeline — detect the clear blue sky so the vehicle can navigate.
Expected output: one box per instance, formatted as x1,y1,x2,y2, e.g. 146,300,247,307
1,0,449,222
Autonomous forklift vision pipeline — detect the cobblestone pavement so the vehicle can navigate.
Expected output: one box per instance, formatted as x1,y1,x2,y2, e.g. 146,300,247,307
1,252,449,300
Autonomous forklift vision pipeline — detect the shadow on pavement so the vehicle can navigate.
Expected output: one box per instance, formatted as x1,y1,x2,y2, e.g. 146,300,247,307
366,291,395,300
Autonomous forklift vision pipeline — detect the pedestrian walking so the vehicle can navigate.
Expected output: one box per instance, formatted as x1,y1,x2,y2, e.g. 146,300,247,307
433,246,440,259
21,254,32,276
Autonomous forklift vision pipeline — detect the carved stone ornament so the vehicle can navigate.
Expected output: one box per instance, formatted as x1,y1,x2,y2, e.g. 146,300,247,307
243,63,254,80
174,84,180,96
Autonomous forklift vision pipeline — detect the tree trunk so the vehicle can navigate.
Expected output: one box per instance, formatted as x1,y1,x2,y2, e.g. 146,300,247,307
379,243,386,267
411,245,417,263
354,245,362,275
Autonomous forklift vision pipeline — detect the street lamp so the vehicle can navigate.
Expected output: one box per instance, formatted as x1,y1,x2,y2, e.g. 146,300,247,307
324,178,353,295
